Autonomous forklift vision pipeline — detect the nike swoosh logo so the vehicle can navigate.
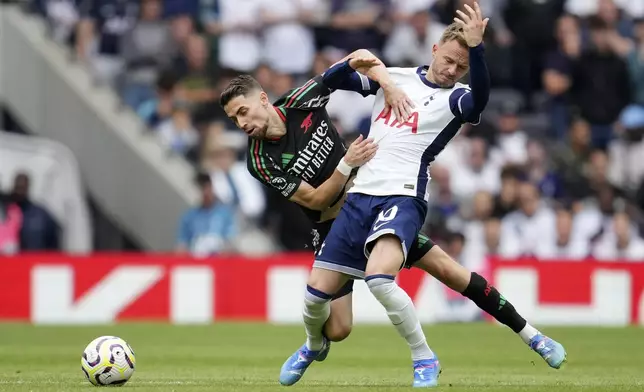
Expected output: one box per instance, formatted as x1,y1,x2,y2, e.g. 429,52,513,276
372,221,388,231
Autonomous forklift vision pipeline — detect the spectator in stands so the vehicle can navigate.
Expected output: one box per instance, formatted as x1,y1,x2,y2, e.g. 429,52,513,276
425,165,460,241
76,0,139,86
461,191,494,262
593,211,644,260
491,100,528,166
462,216,515,273
137,69,180,129
445,231,466,264
0,189,21,255
565,0,644,21
157,99,199,155
483,218,507,257
120,0,177,110
272,72,296,98
492,165,520,219
543,14,581,139
573,183,623,243
170,7,195,47
524,139,563,200
174,34,217,109
536,208,589,258
164,0,199,19
504,0,564,109
605,20,644,193
9,172,60,251
627,18,644,106
551,117,592,201
259,0,319,77
176,172,236,256
586,150,614,195
324,0,389,53
590,0,634,39
571,16,631,149
383,6,447,67
201,132,266,221
254,64,276,99
204,0,263,73
44,0,80,45
500,181,556,257
450,137,501,201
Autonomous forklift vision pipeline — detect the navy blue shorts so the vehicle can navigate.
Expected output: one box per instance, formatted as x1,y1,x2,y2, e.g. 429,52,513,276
314,193,428,279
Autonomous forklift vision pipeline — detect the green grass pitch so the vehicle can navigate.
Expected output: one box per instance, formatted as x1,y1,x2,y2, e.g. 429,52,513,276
0,323,642,391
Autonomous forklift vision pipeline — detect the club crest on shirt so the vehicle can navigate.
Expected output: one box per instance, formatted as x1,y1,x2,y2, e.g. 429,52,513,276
271,177,288,190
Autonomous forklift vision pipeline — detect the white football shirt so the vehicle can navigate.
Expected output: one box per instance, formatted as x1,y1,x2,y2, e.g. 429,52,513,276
349,66,478,201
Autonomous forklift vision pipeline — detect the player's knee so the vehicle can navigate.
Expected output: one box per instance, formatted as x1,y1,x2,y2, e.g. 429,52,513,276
324,320,352,342
307,267,343,295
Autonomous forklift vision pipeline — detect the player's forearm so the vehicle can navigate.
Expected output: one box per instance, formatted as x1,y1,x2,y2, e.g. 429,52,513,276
345,49,395,89
321,60,378,97
310,169,350,210
468,44,490,114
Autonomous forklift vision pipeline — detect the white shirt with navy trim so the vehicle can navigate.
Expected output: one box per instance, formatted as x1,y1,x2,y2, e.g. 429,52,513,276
349,66,476,201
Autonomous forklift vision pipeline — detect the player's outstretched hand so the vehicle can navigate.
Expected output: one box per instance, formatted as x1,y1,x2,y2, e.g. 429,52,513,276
348,57,382,71
454,1,489,48
383,85,415,123
344,134,378,168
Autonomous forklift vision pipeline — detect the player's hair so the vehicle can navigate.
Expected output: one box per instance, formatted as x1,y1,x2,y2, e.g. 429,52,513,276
219,75,262,108
439,22,469,48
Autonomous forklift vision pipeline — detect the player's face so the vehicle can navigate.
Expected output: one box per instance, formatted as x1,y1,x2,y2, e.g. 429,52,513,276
430,40,469,87
224,90,271,139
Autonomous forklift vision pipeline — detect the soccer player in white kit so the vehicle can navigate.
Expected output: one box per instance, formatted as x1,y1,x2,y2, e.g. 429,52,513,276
279,3,566,388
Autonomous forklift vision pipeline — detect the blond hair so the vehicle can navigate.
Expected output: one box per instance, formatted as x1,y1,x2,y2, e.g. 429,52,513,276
439,23,468,48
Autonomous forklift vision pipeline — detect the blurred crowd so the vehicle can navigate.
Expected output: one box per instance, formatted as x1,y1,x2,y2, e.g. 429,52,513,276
0,172,61,254
22,0,644,261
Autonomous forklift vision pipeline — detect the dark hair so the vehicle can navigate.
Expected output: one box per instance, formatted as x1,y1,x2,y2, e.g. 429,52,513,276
447,232,466,244
588,15,609,31
500,164,523,181
194,172,211,187
156,69,179,92
219,75,262,108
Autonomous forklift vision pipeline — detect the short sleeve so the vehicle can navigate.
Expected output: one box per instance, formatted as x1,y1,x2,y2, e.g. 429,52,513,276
246,139,303,199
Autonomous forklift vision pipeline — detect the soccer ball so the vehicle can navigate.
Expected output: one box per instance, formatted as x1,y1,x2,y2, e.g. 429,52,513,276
81,336,136,386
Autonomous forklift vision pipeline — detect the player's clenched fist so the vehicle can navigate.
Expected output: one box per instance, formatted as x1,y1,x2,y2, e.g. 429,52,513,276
344,134,378,168
454,1,489,48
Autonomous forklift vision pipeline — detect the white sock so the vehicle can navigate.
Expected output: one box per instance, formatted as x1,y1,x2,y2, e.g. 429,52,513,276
518,323,540,345
366,275,434,361
303,285,331,351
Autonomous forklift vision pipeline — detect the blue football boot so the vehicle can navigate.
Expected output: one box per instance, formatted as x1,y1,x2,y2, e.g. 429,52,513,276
412,357,441,388
279,338,329,386
530,334,567,369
